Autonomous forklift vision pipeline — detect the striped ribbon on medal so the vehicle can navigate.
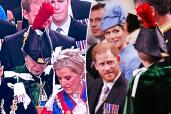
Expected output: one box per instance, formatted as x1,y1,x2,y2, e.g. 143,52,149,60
76,40,86,54
103,103,119,114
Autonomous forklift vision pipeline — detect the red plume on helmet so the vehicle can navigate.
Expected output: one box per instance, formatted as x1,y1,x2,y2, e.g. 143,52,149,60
32,2,54,30
136,3,156,28
135,3,169,58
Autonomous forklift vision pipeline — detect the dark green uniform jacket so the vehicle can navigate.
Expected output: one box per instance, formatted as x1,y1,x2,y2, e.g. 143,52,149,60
0,65,54,114
124,62,171,114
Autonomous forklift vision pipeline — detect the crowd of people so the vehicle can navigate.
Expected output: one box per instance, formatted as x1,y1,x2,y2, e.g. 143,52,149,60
0,0,171,114
0,0,90,114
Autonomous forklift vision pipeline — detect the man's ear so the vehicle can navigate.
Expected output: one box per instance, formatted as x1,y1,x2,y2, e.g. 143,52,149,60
23,10,29,20
92,61,97,70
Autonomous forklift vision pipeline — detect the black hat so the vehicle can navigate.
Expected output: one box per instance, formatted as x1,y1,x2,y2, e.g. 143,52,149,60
21,28,53,64
135,26,169,57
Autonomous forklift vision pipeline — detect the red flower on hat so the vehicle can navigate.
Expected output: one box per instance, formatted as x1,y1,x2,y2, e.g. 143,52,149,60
136,3,156,28
32,2,54,30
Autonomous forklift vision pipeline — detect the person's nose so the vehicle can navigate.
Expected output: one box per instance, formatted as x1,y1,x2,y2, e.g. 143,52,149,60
104,64,111,71
61,79,67,87
108,34,116,40
91,20,96,28
53,2,60,10
32,64,42,71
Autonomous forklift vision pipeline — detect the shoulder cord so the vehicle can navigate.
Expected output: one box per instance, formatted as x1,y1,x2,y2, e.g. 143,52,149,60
22,25,32,50
0,99,6,114
8,26,31,114
10,96,18,114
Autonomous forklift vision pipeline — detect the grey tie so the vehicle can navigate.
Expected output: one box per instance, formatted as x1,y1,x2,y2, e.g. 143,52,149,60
56,28,62,34
104,86,110,95
102,86,110,101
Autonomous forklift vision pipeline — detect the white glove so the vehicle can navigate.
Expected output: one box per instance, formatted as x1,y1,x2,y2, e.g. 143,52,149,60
13,82,31,109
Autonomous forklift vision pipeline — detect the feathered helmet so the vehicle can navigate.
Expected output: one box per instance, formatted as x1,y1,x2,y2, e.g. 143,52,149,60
32,2,54,30
135,3,169,58
21,2,54,64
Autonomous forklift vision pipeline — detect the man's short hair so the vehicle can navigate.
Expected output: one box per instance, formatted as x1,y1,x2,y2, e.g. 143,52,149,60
92,42,119,62
134,0,170,15
91,3,105,12
21,0,40,11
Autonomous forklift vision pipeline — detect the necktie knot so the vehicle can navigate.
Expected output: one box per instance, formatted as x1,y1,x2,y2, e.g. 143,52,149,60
103,86,110,95
56,28,62,34
101,86,110,101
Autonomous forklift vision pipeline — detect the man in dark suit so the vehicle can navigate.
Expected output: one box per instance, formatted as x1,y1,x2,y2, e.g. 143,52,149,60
22,0,91,28
88,42,128,114
50,0,87,41
0,0,76,70
86,3,105,79
70,0,91,24
0,43,56,114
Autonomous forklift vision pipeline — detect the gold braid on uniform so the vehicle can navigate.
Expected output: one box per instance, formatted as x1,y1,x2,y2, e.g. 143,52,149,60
10,96,18,114
0,99,6,114
9,26,32,114
22,25,32,49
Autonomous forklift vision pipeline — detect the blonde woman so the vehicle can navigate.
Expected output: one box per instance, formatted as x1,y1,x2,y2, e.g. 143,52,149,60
42,47,88,114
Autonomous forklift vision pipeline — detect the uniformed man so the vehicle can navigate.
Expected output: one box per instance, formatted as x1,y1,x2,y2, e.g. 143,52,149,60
0,27,61,113
0,0,76,70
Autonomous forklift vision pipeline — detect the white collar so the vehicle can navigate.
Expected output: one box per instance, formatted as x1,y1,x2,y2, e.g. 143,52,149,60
68,4,73,17
35,29,43,36
51,15,71,36
4,65,53,80
35,29,49,36
4,71,34,81
103,71,121,90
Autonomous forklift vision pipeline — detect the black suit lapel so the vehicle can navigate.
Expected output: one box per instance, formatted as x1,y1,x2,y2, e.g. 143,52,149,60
48,30,61,48
71,0,80,19
68,17,74,37
94,80,103,106
89,79,103,114
105,75,123,102
96,74,124,114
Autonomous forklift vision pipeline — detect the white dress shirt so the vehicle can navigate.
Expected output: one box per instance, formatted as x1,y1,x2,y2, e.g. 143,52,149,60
0,39,4,51
68,4,73,17
95,71,121,113
51,15,71,36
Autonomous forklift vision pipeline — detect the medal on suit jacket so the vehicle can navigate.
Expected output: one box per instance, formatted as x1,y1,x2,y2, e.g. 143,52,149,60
54,82,87,114
103,103,119,114
76,40,86,55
